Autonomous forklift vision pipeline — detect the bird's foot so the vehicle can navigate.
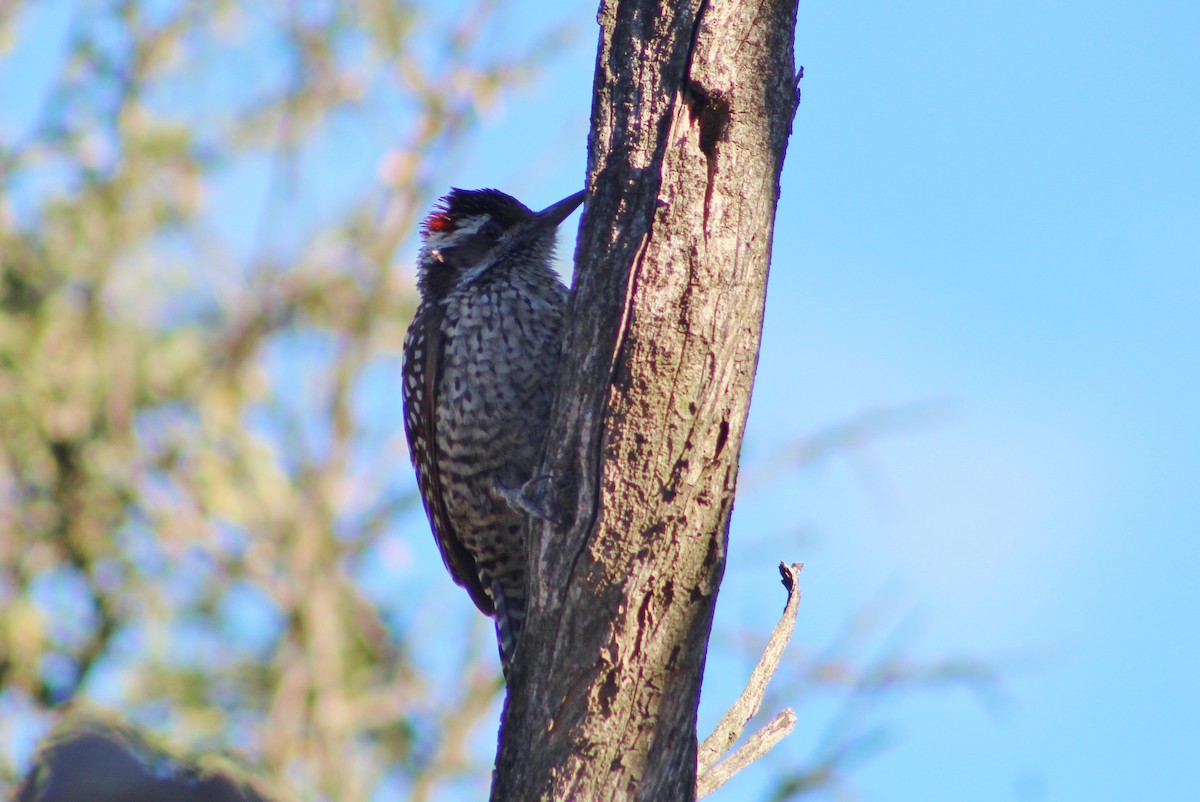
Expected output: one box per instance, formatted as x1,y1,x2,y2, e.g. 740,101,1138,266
491,475,566,526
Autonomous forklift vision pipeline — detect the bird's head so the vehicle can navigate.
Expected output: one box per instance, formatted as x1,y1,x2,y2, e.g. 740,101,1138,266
417,188,585,298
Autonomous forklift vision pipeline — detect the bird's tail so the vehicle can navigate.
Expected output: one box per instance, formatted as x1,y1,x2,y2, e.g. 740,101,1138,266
492,578,525,677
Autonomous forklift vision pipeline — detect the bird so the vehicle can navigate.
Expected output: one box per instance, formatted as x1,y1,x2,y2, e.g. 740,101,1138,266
401,187,585,673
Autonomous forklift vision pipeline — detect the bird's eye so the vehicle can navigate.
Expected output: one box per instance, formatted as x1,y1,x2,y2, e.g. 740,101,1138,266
479,220,504,240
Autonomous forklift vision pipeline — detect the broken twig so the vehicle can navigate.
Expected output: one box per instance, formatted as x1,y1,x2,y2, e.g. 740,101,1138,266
696,562,803,795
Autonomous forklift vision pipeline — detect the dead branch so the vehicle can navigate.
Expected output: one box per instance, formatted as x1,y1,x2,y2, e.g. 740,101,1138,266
696,562,803,791
697,708,797,799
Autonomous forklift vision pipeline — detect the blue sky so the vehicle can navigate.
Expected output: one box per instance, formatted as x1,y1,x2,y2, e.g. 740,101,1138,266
4,0,1200,800
757,2,1200,799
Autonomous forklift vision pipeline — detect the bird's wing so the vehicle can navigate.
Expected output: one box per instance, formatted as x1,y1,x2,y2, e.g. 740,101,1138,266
402,301,494,615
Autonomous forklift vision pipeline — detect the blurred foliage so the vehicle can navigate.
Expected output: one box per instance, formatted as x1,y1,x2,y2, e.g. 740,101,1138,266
0,0,562,798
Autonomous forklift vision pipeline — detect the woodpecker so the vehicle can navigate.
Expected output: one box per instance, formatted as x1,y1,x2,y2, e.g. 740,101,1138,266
401,187,585,673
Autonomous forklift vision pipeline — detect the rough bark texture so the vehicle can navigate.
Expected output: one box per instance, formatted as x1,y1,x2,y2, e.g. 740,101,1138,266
492,0,799,799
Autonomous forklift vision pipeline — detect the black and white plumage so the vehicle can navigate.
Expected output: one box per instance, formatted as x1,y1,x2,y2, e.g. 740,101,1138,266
401,187,584,672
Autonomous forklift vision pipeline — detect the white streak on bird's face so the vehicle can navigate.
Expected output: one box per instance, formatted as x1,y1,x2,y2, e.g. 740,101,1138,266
420,211,550,294
417,213,506,291
422,214,491,250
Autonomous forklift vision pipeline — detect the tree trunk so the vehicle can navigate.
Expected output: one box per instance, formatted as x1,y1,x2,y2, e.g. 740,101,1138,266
492,0,799,799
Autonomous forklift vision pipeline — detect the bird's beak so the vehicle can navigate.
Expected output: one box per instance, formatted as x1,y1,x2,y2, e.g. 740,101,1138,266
533,190,586,228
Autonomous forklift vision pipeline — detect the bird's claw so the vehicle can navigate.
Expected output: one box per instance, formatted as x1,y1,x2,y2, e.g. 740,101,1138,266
491,474,565,526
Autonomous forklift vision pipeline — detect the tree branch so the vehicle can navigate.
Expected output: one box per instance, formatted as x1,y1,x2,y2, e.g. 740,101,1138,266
493,0,800,798
697,709,797,799
697,563,803,776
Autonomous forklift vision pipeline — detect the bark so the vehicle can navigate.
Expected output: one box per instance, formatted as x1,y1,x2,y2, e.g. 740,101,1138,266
492,0,799,799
